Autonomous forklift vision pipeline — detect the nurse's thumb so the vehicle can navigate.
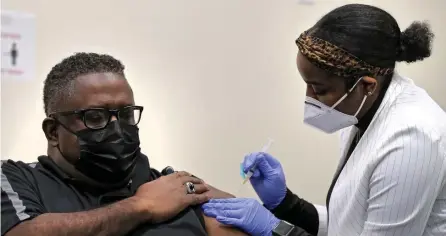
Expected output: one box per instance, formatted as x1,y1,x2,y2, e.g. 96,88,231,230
256,154,274,176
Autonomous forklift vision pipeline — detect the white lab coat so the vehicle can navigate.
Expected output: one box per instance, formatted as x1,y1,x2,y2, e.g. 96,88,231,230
314,73,446,236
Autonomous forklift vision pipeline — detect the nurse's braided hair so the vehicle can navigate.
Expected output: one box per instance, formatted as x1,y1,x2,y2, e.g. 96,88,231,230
43,52,125,115
296,4,434,85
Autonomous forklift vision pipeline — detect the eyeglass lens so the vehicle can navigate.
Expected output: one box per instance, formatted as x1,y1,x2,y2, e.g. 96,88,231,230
83,107,142,129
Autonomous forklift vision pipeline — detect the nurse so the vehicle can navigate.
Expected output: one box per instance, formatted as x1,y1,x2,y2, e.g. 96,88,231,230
202,4,446,236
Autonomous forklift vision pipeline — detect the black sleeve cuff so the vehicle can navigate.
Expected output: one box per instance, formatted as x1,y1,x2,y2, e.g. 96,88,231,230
271,188,298,216
270,188,319,235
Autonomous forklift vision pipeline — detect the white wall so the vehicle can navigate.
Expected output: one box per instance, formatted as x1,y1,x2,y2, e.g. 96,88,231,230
1,0,445,204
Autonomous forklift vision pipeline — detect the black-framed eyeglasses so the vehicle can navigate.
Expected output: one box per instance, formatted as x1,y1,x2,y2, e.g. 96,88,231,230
49,105,144,130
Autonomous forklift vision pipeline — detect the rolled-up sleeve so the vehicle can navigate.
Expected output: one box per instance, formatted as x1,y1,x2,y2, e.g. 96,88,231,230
1,161,44,235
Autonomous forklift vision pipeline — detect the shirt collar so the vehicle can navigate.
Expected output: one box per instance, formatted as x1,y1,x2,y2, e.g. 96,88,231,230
38,155,72,180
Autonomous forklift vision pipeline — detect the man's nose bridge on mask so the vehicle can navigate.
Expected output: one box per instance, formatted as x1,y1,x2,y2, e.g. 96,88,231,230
109,110,119,122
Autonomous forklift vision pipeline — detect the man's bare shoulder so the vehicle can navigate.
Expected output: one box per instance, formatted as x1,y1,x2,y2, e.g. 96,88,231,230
203,214,248,236
201,184,248,236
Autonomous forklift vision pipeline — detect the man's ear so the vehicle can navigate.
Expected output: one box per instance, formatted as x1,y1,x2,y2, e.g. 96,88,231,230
362,76,378,95
42,117,59,147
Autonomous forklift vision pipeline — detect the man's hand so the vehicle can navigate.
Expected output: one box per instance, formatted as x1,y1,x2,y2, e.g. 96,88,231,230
206,184,235,198
134,171,210,223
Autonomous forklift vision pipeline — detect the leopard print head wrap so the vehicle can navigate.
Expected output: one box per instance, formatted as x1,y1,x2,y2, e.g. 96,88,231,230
296,31,394,78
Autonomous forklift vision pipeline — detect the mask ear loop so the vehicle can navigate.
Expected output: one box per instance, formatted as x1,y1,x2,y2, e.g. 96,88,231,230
52,118,81,161
353,95,368,117
330,77,364,109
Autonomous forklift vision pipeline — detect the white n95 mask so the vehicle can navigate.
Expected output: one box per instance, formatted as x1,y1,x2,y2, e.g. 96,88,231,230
304,77,368,134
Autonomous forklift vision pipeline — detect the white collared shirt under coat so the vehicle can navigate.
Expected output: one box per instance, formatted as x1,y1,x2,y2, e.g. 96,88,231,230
313,73,446,236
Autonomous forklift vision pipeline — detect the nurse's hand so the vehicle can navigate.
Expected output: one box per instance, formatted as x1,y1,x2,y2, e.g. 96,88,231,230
243,152,286,209
202,198,280,236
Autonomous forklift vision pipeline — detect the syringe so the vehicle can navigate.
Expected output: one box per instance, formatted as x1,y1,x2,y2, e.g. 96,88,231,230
242,138,274,184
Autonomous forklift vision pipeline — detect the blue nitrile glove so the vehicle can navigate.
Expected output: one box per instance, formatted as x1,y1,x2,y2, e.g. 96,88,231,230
202,198,280,236
243,152,286,209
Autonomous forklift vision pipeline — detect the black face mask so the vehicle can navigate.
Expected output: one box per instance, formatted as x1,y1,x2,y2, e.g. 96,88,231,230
65,121,141,185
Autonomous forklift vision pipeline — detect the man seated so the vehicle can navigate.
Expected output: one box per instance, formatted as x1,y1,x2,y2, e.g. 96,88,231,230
1,53,246,236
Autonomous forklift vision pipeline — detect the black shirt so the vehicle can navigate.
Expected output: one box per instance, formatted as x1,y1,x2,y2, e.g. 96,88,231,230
1,154,207,236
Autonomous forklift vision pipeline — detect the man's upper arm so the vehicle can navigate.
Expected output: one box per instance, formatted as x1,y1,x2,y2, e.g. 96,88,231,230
1,161,45,235
203,214,248,236
201,184,247,236
362,128,446,235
